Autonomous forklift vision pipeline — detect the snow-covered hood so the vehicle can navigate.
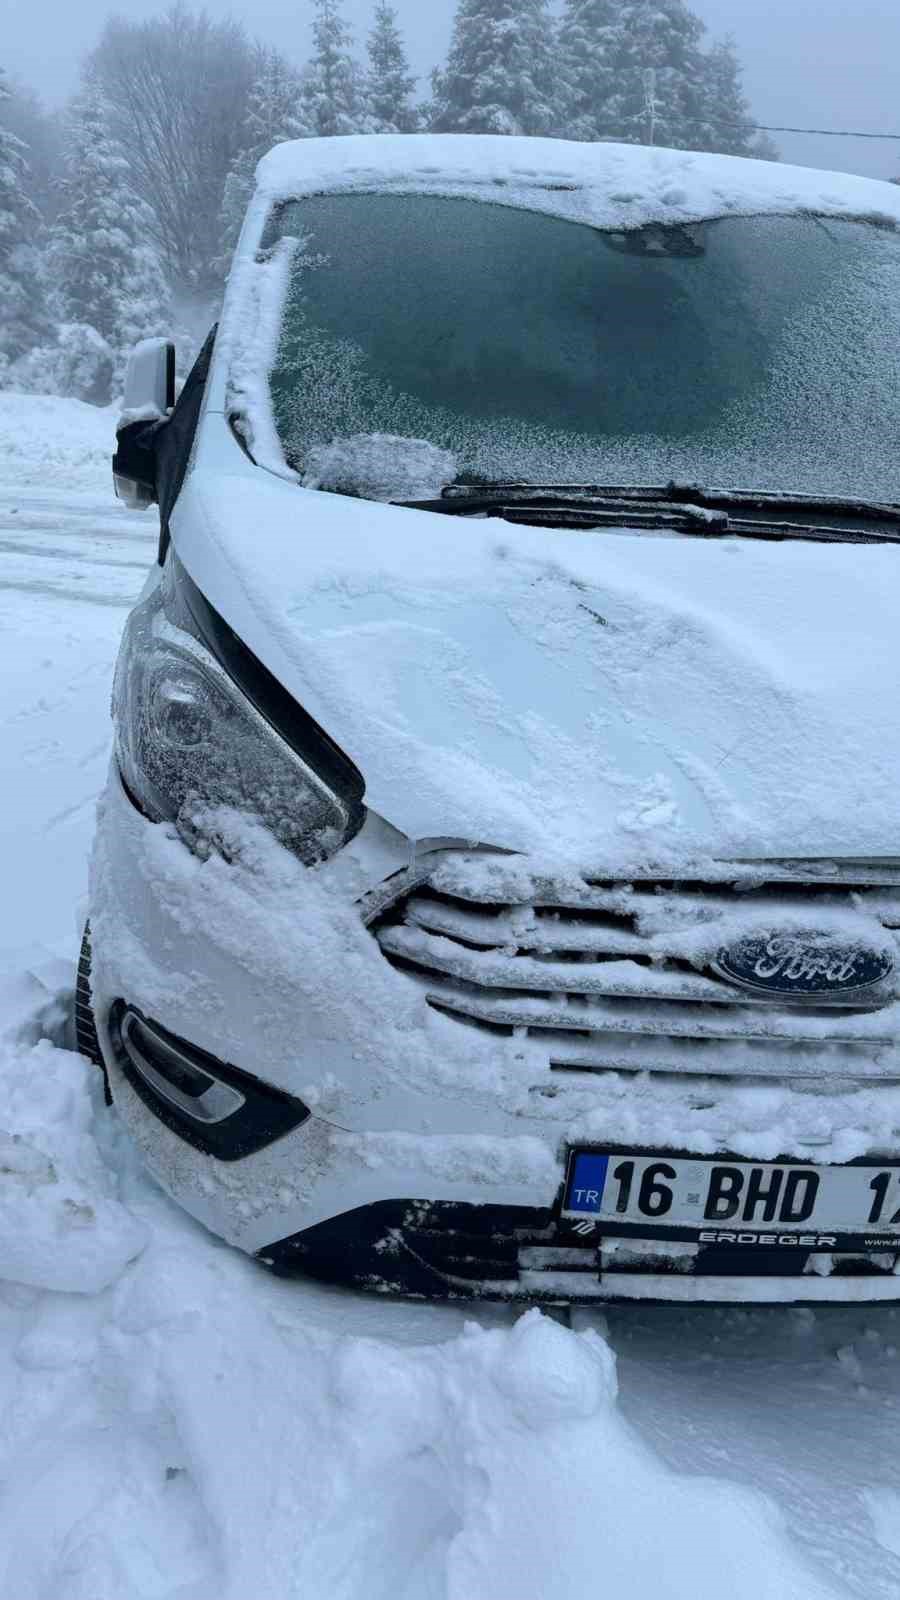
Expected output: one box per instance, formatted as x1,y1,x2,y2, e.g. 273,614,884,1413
174,465,900,865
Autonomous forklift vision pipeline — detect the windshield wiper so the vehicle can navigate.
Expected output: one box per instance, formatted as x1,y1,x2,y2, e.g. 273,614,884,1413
396,482,900,544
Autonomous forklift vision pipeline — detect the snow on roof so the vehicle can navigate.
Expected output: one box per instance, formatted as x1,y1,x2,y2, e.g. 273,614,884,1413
255,133,900,232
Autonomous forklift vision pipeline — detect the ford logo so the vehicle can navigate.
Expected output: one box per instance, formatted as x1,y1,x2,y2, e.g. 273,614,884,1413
713,931,894,997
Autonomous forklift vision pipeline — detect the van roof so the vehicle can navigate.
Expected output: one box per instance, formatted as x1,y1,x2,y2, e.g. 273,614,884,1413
254,133,900,234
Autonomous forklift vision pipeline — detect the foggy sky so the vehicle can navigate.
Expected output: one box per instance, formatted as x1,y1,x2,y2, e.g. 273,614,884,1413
5,0,900,182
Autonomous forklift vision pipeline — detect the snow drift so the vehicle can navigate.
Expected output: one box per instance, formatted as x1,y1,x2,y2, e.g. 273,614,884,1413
0,974,845,1599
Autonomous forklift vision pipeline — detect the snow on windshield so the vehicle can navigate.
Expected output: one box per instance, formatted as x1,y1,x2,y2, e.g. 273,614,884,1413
302,433,457,501
226,167,900,504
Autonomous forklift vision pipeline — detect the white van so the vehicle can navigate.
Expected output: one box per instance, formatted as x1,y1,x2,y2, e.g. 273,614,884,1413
81,134,900,1302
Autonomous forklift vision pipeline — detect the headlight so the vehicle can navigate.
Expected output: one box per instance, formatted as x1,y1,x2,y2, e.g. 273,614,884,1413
113,557,365,864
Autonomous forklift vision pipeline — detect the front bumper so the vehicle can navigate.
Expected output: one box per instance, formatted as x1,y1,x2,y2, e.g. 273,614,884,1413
90,768,900,1300
261,1196,900,1303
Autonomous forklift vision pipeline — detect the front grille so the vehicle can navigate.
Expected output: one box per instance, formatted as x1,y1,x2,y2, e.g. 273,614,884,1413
372,855,900,1082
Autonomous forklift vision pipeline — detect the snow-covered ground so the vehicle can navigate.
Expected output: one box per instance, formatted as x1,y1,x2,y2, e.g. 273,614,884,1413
3,390,900,1598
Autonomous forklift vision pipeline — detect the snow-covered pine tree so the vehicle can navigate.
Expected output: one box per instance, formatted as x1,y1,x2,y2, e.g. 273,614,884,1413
558,3,774,155
0,67,42,366
560,0,714,150
0,78,63,228
220,48,311,269
301,0,369,138
46,84,170,400
367,2,420,133
596,0,707,149
555,1,621,142
430,0,557,137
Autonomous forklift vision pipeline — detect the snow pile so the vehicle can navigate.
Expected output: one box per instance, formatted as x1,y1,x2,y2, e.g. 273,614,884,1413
0,977,146,1294
0,1109,145,1295
0,391,117,491
303,433,457,502
0,982,842,1599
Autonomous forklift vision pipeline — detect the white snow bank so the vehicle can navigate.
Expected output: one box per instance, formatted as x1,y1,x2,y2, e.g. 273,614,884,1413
0,881,144,1298
0,968,69,1054
0,1008,145,1293
0,1117,145,1294
0,1002,842,1600
0,392,117,491
256,133,900,233
0,969,850,1597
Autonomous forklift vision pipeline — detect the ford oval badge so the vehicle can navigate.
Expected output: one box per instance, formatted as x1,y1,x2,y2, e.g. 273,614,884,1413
713,931,894,998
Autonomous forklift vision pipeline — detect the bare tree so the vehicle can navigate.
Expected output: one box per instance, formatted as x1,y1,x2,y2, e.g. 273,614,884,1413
218,45,311,272
87,5,257,294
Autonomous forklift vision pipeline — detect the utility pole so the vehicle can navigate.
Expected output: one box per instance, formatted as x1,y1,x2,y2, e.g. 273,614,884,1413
643,67,658,146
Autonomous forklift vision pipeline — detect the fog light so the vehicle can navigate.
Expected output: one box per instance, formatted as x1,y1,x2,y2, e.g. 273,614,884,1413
120,1010,245,1124
109,1004,311,1161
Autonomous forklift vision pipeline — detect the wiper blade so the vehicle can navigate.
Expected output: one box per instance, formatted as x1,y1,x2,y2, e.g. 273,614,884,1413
665,482,900,526
440,481,900,520
399,486,729,531
396,482,900,544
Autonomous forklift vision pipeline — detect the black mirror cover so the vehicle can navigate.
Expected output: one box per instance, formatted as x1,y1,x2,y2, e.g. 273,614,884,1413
164,341,176,412
113,419,164,509
113,327,217,549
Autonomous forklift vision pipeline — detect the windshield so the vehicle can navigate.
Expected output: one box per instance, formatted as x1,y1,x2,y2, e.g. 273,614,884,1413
261,193,900,502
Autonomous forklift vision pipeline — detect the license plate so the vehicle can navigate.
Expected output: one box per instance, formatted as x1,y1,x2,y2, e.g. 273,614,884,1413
562,1149,900,1250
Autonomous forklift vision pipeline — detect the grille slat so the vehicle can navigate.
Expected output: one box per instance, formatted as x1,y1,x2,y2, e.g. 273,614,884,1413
381,924,725,1000
379,924,892,1016
422,983,896,1044
546,1037,898,1080
405,895,643,954
429,855,900,899
374,857,900,1076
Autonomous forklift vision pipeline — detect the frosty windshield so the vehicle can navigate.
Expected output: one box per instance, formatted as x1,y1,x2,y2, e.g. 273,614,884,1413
263,193,900,501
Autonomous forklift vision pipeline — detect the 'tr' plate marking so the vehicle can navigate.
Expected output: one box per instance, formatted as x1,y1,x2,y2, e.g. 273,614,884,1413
568,1153,610,1213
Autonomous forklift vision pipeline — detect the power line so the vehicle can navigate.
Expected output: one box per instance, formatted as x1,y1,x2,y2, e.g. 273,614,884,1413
622,101,900,144
716,118,900,142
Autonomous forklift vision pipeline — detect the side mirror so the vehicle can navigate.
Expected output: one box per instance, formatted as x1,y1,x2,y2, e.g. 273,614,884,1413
114,337,176,510
122,337,176,423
